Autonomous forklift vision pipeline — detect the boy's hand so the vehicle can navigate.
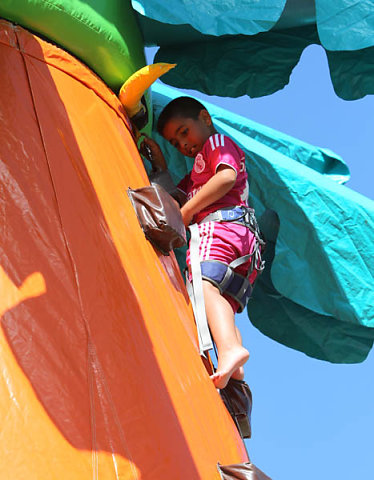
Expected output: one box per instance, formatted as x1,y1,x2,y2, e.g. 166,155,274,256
139,135,167,172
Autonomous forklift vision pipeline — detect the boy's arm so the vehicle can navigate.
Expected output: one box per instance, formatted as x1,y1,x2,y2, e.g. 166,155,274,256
139,135,187,206
180,165,236,226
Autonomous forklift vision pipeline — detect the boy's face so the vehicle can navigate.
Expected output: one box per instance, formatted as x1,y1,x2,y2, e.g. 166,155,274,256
161,110,214,157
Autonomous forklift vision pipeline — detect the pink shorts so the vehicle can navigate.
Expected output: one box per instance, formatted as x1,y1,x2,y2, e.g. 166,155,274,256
186,221,259,313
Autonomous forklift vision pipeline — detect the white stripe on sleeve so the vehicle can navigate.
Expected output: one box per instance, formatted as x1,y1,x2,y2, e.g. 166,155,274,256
214,134,219,148
209,136,215,150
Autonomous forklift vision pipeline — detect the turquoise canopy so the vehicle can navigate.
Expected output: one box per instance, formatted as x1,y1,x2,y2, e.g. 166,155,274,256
133,0,374,100
151,83,374,363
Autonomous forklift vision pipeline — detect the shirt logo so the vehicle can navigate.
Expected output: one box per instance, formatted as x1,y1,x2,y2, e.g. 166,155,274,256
194,153,205,174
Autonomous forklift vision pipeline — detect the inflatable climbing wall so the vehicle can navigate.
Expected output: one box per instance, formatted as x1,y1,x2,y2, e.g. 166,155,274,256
0,20,250,479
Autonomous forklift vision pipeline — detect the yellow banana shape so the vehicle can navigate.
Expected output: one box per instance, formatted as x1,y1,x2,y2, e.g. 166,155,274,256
119,63,176,117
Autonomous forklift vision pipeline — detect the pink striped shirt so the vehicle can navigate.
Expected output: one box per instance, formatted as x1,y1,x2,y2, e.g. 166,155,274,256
177,134,249,223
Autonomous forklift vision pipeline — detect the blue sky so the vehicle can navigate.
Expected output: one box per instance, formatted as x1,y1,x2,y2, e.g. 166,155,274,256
148,45,374,480
235,46,374,480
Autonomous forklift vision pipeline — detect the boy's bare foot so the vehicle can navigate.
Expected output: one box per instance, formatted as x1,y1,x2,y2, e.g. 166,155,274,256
210,346,249,389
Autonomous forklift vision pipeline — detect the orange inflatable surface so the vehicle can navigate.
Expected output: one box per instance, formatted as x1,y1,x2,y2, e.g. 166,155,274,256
0,20,248,479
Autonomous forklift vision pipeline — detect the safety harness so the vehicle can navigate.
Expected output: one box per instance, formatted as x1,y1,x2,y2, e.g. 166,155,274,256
186,206,265,354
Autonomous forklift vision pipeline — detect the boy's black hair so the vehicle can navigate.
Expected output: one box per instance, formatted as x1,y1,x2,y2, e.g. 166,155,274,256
157,96,207,135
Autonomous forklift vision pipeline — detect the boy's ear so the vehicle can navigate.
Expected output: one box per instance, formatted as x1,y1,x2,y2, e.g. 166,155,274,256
199,109,212,126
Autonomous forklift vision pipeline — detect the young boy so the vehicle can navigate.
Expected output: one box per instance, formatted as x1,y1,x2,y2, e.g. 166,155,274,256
141,96,263,389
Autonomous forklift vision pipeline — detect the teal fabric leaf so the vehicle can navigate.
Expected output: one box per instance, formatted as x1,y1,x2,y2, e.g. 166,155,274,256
132,0,287,36
137,2,374,100
316,0,374,51
326,46,374,100
154,26,318,99
211,113,349,183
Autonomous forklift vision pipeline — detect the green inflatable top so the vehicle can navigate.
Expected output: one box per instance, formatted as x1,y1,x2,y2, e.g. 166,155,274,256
0,0,145,92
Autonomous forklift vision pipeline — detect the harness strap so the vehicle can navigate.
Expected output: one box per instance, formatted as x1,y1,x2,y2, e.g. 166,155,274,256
201,206,255,228
229,253,253,271
187,223,214,354
230,241,265,277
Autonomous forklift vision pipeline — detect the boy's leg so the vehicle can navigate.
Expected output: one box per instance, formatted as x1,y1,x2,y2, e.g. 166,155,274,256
202,280,249,389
